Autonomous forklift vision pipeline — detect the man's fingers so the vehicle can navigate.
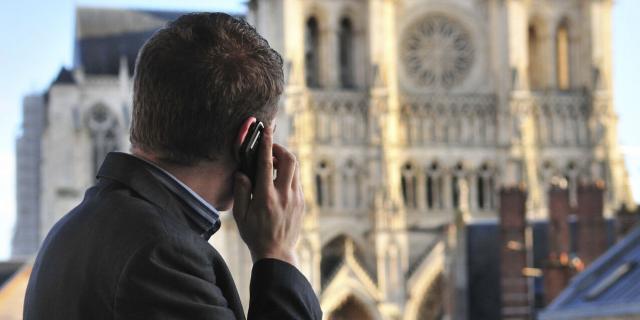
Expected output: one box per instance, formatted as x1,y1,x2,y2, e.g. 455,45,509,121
273,144,296,192
255,126,274,193
233,172,251,222
292,158,301,190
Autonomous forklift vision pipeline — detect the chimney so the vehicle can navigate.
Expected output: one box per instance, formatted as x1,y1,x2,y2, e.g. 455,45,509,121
547,186,571,258
576,183,607,266
499,187,531,320
616,205,639,239
542,263,573,306
543,186,574,305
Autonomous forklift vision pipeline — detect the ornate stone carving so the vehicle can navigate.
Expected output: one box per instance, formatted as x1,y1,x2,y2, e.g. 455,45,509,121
402,15,474,89
86,104,119,175
309,91,368,145
531,92,589,147
401,95,497,146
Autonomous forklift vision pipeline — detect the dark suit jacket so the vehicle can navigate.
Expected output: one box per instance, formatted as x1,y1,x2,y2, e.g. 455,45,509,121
24,152,322,320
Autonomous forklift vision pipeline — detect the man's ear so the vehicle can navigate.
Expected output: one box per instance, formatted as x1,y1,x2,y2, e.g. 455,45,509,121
234,117,257,161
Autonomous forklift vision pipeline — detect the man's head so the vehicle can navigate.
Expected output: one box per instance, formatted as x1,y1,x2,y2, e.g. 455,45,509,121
130,13,284,166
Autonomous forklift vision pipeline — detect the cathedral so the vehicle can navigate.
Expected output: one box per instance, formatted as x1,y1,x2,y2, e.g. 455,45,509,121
11,0,634,319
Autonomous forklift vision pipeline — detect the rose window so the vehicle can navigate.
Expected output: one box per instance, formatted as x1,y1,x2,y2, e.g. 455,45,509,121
402,15,474,89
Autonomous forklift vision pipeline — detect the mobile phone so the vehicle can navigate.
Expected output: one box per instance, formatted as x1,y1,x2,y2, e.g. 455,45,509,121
239,121,265,186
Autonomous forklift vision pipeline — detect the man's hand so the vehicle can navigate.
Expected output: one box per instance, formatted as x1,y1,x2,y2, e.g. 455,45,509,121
233,126,304,267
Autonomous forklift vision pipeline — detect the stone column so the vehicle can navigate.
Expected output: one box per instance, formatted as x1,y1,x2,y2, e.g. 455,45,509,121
369,0,409,318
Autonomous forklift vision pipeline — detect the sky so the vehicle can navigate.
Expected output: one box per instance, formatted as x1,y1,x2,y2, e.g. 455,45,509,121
0,0,638,260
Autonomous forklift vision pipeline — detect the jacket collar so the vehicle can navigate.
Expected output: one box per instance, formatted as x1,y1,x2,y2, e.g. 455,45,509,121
97,152,221,239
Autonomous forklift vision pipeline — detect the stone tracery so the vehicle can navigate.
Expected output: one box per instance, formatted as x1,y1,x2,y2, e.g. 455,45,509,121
402,14,474,89
401,95,497,146
86,104,120,175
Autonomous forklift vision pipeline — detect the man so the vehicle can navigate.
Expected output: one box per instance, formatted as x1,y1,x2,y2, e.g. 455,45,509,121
24,13,322,319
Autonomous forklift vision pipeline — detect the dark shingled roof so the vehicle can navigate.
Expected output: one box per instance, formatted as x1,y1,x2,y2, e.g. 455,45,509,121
539,225,640,320
74,7,187,75
73,7,247,75
466,219,617,320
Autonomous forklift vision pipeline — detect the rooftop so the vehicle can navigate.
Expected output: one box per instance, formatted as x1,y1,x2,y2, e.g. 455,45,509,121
74,7,187,75
539,225,640,320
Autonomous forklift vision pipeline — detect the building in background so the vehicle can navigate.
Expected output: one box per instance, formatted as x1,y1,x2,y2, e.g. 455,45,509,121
37,8,187,243
10,1,636,319
248,0,633,318
12,95,45,258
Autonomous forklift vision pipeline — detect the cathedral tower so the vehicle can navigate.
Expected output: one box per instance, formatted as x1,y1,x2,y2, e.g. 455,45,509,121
247,0,633,318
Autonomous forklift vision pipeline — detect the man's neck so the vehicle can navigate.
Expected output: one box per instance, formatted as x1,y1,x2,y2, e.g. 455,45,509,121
131,148,232,209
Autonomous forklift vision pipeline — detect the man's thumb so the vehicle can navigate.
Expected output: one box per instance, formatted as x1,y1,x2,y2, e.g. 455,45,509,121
233,172,251,222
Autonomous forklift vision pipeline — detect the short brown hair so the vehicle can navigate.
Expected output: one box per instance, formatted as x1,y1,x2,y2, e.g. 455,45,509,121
130,13,284,165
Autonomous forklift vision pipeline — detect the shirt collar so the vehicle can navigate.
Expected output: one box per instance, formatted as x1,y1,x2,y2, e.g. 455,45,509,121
97,152,221,239
132,155,222,239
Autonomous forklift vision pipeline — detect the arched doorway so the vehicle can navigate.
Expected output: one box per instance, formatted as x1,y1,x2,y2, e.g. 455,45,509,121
328,295,373,320
416,273,444,320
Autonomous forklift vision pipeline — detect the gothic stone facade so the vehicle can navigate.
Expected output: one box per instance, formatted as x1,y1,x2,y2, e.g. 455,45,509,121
18,1,634,319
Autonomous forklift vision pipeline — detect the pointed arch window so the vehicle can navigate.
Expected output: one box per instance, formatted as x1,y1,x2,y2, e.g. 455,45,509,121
315,160,333,207
305,17,321,88
528,24,544,90
401,163,418,209
566,162,578,207
477,164,495,210
338,17,355,89
327,295,374,320
556,19,571,90
416,273,445,320
426,162,444,210
451,163,465,209
87,104,119,176
321,235,366,287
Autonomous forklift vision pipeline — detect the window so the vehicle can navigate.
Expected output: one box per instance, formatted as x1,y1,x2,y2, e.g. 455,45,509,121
452,175,460,209
426,162,444,210
585,261,637,300
338,17,355,88
401,163,418,209
87,104,119,176
477,164,495,210
566,162,578,207
315,161,333,207
556,19,570,90
305,17,321,88
528,23,545,90
427,176,434,208
315,174,324,205
452,163,464,209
